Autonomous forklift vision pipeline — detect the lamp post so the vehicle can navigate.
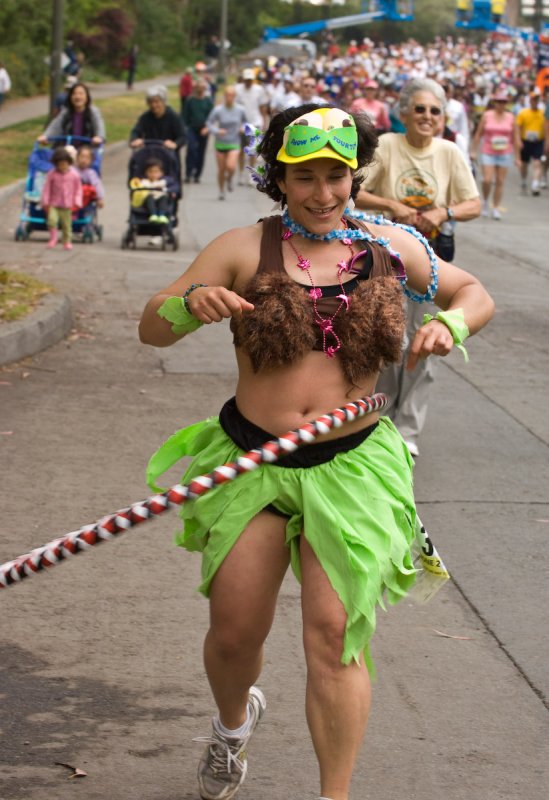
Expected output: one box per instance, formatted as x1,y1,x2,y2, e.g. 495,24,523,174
49,0,64,119
219,0,229,85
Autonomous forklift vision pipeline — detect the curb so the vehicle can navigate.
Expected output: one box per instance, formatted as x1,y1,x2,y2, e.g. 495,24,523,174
0,293,72,368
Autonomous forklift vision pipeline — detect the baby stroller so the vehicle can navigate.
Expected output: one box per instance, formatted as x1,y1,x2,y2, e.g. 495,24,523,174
14,136,104,244
120,141,181,251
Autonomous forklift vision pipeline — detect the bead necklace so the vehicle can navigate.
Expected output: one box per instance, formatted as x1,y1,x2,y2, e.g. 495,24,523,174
281,208,439,304
282,223,355,359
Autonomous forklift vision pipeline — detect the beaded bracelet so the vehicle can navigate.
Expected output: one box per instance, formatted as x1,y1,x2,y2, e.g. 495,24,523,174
422,308,470,362
182,283,207,313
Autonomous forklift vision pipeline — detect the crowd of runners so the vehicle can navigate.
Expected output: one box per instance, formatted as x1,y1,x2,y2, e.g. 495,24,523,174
180,34,548,203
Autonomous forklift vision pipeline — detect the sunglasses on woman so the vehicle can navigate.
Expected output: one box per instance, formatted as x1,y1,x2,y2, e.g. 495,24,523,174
413,104,442,116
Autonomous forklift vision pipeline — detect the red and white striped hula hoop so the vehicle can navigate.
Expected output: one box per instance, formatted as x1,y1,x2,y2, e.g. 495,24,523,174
0,393,388,590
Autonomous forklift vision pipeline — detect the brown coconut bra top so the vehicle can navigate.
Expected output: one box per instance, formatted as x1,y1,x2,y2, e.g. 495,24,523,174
231,215,406,383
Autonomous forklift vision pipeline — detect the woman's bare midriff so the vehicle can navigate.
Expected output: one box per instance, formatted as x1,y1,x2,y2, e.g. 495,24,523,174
234,348,380,441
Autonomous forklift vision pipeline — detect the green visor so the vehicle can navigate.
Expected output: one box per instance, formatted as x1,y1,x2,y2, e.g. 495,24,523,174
277,108,359,168
285,124,358,161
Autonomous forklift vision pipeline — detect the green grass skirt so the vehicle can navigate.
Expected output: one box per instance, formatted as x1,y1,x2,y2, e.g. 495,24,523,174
147,414,418,674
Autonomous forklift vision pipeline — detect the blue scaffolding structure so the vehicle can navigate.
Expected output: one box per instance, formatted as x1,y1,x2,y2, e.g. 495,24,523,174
263,1,414,42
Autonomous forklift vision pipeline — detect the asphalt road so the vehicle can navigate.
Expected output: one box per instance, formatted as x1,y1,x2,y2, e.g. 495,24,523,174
0,143,548,800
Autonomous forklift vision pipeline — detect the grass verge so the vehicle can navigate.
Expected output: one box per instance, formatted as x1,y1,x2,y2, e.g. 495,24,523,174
0,269,52,323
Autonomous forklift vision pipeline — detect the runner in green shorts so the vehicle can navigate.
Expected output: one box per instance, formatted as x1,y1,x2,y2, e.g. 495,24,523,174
204,86,247,200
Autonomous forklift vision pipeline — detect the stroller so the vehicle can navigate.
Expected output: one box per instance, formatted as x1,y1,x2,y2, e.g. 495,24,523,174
14,136,104,244
121,141,181,251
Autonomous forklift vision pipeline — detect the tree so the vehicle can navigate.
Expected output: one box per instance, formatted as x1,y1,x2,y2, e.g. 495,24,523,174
70,7,136,69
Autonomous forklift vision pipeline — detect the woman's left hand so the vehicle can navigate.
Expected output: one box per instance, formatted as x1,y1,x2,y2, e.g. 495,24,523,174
91,136,103,145
406,319,454,370
163,140,177,149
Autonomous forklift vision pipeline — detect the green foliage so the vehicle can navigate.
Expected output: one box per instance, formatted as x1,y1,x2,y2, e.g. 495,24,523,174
130,0,185,51
69,7,135,70
0,0,466,98
348,0,457,44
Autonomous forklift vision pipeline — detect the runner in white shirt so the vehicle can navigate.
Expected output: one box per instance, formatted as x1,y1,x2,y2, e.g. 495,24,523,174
235,68,269,184
297,75,325,106
271,75,301,113
443,82,470,146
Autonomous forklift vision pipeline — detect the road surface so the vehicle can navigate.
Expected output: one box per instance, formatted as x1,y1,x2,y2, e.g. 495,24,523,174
0,141,548,800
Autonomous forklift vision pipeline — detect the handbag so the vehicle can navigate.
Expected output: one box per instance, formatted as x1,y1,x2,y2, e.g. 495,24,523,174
434,232,455,262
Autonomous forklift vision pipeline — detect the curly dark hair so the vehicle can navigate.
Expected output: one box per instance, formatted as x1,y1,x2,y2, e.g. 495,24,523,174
256,104,378,204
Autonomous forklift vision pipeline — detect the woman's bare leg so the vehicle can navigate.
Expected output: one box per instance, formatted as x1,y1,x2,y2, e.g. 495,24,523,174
204,511,290,728
481,163,495,204
493,165,508,208
215,151,227,194
301,536,371,800
225,149,240,189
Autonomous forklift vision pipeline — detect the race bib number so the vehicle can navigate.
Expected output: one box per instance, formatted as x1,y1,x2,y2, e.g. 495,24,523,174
491,135,508,151
409,517,450,604
525,131,541,142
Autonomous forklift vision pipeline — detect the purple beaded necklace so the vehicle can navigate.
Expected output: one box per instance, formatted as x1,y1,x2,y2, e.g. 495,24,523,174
282,222,355,359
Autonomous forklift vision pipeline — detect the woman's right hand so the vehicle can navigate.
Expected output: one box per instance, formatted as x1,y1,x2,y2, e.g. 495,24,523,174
131,138,144,148
186,286,254,324
37,135,48,144
391,201,419,227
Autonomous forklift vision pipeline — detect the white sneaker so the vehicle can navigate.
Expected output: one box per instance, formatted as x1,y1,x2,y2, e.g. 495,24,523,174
531,180,540,196
492,207,501,220
195,686,266,800
404,440,419,458
218,191,225,201
481,202,489,217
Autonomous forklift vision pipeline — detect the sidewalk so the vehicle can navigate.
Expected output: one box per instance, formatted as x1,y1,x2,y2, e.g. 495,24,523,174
0,74,180,130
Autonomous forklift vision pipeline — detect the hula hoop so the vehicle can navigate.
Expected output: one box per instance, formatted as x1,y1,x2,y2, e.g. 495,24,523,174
0,393,389,590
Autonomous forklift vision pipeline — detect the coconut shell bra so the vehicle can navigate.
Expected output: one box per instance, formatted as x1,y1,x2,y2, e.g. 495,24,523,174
231,215,406,384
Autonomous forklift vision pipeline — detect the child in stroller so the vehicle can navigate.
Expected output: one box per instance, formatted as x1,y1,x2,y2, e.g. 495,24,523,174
130,158,174,225
121,141,181,251
14,136,104,244
75,145,105,209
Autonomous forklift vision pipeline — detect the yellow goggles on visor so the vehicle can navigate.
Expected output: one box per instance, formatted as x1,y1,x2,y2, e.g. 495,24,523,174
276,108,358,169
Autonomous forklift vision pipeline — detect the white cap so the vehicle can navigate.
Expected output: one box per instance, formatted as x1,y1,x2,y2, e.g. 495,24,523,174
242,68,255,81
